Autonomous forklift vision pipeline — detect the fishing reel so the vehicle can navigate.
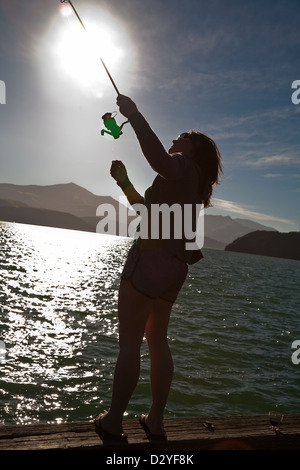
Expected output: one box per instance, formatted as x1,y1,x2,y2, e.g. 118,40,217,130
101,112,128,139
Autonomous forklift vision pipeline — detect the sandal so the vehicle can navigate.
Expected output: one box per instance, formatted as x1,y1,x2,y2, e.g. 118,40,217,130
94,411,128,445
139,414,167,441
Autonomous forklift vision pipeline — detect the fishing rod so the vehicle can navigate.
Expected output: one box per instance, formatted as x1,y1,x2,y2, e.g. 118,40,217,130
60,0,119,95
60,0,128,139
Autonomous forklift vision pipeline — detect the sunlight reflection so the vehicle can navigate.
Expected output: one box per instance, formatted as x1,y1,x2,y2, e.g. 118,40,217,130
1,224,127,356
0,223,131,423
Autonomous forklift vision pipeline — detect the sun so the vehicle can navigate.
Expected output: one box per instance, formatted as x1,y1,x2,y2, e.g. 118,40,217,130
54,7,125,96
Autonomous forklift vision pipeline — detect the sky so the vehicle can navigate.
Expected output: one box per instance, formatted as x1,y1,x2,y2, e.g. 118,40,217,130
0,0,299,232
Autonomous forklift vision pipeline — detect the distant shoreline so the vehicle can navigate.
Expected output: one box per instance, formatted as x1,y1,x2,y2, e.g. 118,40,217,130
1,182,297,259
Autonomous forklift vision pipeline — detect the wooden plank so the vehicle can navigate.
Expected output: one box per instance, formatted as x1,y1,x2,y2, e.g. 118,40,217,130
0,414,299,450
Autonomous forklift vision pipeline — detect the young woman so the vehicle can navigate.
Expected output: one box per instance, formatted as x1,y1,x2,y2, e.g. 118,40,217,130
95,95,223,444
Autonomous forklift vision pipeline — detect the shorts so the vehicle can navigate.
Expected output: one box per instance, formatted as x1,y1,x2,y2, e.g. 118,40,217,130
121,243,188,303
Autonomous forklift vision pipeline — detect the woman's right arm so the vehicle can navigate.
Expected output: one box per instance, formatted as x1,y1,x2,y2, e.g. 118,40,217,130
116,95,184,180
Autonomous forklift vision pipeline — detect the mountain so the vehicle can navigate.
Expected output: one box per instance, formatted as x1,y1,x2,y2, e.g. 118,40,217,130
0,203,94,233
225,230,300,260
0,182,115,217
203,215,276,246
0,198,28,208
202,236,227,250
0,183,277,248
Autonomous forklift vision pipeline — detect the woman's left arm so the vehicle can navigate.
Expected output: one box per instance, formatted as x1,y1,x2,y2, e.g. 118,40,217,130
110,160,144,206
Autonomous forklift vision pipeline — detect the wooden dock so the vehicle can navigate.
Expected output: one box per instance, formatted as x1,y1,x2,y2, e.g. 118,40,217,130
0,414,299,451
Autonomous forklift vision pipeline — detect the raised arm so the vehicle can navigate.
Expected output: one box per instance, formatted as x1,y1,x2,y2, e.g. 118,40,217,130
116,95,183,180
110,160,144,206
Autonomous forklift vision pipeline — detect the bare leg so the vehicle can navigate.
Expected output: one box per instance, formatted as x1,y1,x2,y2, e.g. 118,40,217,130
144,297,174,435
99,280,154,435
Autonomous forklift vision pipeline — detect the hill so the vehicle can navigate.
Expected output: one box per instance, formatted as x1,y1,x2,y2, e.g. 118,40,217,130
0,182,115,217
0,204,94,233
225,230,300,260
0,183,277,248
203,215,276,246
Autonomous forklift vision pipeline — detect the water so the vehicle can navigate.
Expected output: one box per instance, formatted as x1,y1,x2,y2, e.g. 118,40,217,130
0,222,299,425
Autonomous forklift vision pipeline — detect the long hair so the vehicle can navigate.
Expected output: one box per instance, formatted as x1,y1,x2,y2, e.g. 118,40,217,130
188,130,223,208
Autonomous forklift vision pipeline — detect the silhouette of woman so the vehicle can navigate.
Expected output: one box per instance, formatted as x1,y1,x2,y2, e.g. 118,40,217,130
94,95,223,444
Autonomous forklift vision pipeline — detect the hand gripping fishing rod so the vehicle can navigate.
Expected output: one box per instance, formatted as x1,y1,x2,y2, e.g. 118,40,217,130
60,0,128,139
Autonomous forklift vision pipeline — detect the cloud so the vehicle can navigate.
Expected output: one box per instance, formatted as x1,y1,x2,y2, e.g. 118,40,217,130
245,154,293,167
209,106,299,137
213,198,294,225
263,173,284,178
262,172,300,178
